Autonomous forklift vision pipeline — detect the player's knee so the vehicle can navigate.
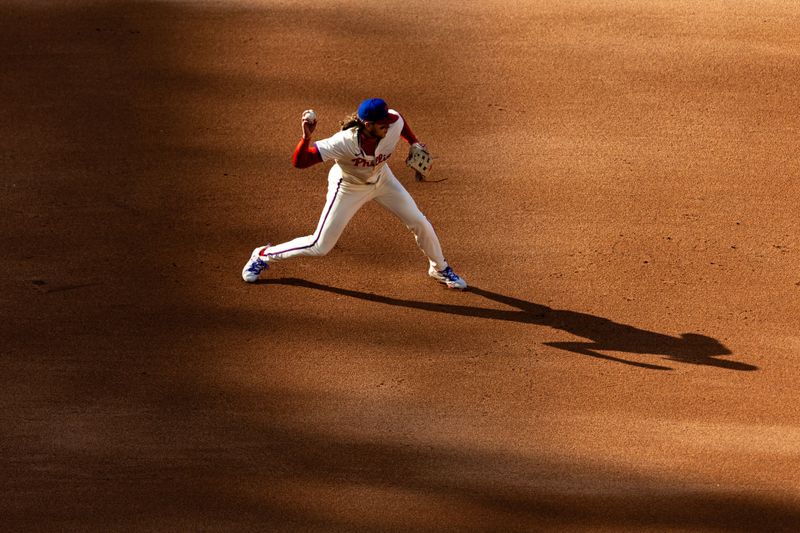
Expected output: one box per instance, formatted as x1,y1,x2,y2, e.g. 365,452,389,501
407,213,431,233
311,241,335,257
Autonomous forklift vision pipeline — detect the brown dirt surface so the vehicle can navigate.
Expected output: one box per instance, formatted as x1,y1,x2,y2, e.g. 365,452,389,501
3,1,800,531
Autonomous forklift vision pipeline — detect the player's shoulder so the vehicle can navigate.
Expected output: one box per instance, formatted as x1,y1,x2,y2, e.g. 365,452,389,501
338,127,360,146
386,110,404,136
316,127,358,159
388,109,403,122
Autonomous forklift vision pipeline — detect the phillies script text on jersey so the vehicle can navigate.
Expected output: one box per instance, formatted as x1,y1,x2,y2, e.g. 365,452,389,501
351,153,390,167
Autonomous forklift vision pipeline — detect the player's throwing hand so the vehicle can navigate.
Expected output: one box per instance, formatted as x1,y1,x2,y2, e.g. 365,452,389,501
301,109,317,139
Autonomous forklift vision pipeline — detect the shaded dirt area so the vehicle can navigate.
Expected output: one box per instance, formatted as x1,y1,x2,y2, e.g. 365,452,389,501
2,0,799,530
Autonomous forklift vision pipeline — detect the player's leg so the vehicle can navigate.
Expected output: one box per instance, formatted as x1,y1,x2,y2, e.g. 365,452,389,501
242,166,372,282
373,166,446,269
373,167,466,289
267,169,373,260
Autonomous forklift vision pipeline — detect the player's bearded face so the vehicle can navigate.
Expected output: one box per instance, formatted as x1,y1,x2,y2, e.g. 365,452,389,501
364,121,390,138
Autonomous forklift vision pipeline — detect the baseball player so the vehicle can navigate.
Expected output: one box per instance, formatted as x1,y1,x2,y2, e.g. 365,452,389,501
241,97,467,290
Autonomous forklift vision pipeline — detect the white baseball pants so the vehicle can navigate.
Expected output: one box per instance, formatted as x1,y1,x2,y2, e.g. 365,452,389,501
262,164,448,271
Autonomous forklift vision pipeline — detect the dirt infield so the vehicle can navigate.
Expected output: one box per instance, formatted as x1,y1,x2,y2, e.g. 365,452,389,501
3,1,799,530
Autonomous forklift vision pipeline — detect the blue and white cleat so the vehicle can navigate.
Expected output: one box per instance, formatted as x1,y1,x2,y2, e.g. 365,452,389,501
242,245,270,283
429,265,467,290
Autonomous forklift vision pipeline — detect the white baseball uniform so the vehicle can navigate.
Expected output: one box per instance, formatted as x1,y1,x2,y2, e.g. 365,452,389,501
259,110,449,271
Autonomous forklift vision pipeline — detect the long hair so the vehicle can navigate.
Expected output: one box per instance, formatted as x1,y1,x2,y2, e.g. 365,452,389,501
340,111,363,132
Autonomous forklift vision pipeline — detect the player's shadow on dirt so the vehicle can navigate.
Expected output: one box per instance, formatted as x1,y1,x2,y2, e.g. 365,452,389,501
264,278,757,372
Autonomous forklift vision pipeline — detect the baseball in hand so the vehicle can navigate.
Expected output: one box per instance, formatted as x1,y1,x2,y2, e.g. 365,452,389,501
303,109,317,123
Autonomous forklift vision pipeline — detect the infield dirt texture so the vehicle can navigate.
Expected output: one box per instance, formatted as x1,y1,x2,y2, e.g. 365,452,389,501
2,1,800,531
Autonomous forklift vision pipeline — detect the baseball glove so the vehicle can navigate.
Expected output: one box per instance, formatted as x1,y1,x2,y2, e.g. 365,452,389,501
406,142,435,181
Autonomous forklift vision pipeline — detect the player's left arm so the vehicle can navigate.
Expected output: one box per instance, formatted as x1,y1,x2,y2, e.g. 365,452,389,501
399,113,421,146
399,113,435,181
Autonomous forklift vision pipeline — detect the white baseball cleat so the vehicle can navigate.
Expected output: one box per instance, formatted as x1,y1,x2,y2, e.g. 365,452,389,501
429,265,467,290
242,245,270,283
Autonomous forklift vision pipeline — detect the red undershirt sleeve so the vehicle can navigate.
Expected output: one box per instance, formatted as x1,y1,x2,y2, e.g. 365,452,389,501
400,115,419,145
292,137,323,168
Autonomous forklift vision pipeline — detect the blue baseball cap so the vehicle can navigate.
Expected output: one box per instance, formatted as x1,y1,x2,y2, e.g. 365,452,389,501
357,98,399,124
